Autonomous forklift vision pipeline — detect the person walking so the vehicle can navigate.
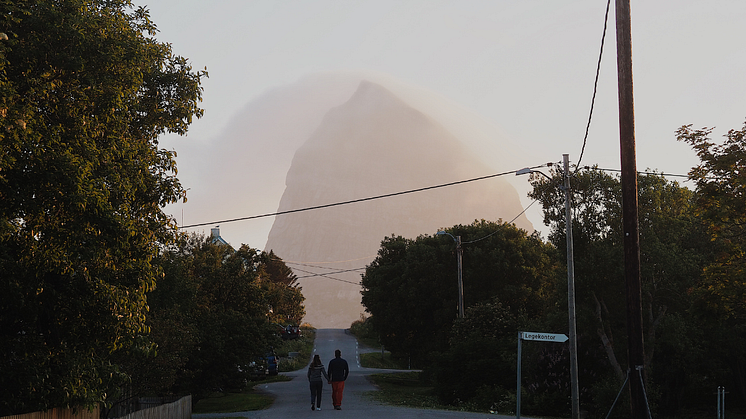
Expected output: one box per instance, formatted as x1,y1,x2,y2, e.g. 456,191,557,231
307,354,329,411
327,349,349,410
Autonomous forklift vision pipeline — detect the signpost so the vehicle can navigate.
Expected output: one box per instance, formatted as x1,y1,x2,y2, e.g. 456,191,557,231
517,332,569,419
718,387,727,419
521,332,569,343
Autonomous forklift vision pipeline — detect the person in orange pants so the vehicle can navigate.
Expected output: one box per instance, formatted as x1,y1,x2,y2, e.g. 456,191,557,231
327,349,349,410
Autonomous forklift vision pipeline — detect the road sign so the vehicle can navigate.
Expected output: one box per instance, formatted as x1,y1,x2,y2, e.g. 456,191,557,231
520,331,568,342
517,331,570,419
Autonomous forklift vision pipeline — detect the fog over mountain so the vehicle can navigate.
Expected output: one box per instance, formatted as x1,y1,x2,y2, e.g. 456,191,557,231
173,72,534,250
174,74,364,243
264,80,531,328
170,72,536,327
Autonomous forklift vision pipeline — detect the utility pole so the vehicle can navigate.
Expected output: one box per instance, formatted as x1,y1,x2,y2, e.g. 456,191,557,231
456,235,464,319
563,154,580,419
516,160,580,419
615,1,647,418
436,231,464,319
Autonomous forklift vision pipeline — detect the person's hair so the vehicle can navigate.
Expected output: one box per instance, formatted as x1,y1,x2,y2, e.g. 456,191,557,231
335,349,341,358
312,354,322,367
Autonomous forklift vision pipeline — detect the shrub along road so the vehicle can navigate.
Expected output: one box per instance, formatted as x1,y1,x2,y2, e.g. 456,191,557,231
192,328,512,418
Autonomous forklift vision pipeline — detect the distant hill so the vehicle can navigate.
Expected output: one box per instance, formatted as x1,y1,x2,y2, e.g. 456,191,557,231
265,80,531,328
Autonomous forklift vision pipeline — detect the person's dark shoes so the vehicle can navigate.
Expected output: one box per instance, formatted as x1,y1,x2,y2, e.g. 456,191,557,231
334,406,341,410
311,404,315,411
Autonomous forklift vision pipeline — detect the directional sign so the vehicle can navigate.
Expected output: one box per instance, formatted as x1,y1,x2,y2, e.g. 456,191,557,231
520,331,568,342
517,331,570,419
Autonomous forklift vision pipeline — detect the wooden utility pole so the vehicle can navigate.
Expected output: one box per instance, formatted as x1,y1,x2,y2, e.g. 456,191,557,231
615,1,648,418
456,235,464,319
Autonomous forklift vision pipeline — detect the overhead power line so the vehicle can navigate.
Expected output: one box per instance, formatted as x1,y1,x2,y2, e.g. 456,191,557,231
295,267,366,279
591,167,689,179
282,259,369,275
178,162,691,233
290,266,361,286
258,164,692,287
274,255,377,265
460,199,540,245
179,164,550,229
576,0,612,170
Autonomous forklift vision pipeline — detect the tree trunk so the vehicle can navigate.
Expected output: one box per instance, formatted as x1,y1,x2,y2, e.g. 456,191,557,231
594,292,625,382
644,291,666,370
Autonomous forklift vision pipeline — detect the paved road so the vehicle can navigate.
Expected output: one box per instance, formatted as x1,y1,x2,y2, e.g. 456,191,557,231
193,328,511,419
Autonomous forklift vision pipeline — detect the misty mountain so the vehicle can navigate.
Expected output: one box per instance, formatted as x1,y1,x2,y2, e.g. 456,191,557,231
172,74,363,245
265,80,532,328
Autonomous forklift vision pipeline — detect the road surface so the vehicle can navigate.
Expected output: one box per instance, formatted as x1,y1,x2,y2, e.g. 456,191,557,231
192,328,511,419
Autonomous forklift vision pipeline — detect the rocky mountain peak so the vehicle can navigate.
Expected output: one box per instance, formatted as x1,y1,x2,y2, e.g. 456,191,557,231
265,80,531,328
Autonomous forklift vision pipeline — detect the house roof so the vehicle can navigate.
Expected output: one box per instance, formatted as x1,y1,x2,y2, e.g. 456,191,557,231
210,226,231,247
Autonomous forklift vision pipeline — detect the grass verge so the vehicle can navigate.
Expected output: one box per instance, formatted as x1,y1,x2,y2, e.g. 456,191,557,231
359,351,409,369
366,373,746,418
355,335,381,349
192,375,290,413
365,371,444,410
365,372,501,414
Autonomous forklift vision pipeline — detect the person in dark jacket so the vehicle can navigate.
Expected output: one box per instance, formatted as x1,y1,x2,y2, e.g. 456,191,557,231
307,354,329,411
327,349,349,410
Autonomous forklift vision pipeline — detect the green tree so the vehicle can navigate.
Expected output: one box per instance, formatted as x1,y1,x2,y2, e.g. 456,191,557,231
362,233,453,365
258,250,305,325
0,0,205,413
677,122,746,321
361,220,558,367
260,250,299,286
140,235,303,401
677,121,746,406
528,167,713,415
260,280,305,326
430,297,519,408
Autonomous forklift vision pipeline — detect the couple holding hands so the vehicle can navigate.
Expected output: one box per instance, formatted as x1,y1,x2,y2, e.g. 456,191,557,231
307,349,349,411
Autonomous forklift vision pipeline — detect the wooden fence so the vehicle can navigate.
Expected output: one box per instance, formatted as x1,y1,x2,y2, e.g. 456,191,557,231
1,396,191,419
0,406,100,419
114,396,191,419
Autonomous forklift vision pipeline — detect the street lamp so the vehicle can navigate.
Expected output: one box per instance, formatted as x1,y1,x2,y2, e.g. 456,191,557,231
516,154,580,419
436,230,464,319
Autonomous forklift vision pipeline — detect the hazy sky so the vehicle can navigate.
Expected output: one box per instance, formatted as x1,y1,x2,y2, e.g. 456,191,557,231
148,1,746,248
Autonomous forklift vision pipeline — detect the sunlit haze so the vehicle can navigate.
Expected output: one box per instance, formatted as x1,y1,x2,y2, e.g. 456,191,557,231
147,1,746,325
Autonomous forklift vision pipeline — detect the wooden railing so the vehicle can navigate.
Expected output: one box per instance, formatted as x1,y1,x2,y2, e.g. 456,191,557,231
1,395,191,419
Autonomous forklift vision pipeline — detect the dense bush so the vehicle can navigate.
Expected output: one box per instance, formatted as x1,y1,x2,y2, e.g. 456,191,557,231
122,234,304,402
349,315,378,346
428,297,520,407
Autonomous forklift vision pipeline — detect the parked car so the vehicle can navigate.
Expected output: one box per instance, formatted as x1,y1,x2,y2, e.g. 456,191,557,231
281,325,300,340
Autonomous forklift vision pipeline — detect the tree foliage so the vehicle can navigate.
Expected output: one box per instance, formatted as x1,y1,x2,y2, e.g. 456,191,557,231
677,122,746,322
361,220,559,368
677,121,746,405
529,167,719,415
136,235,304,401
258,250,304,325
430,297,519,407
0,0,205,414
361,121,746,415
